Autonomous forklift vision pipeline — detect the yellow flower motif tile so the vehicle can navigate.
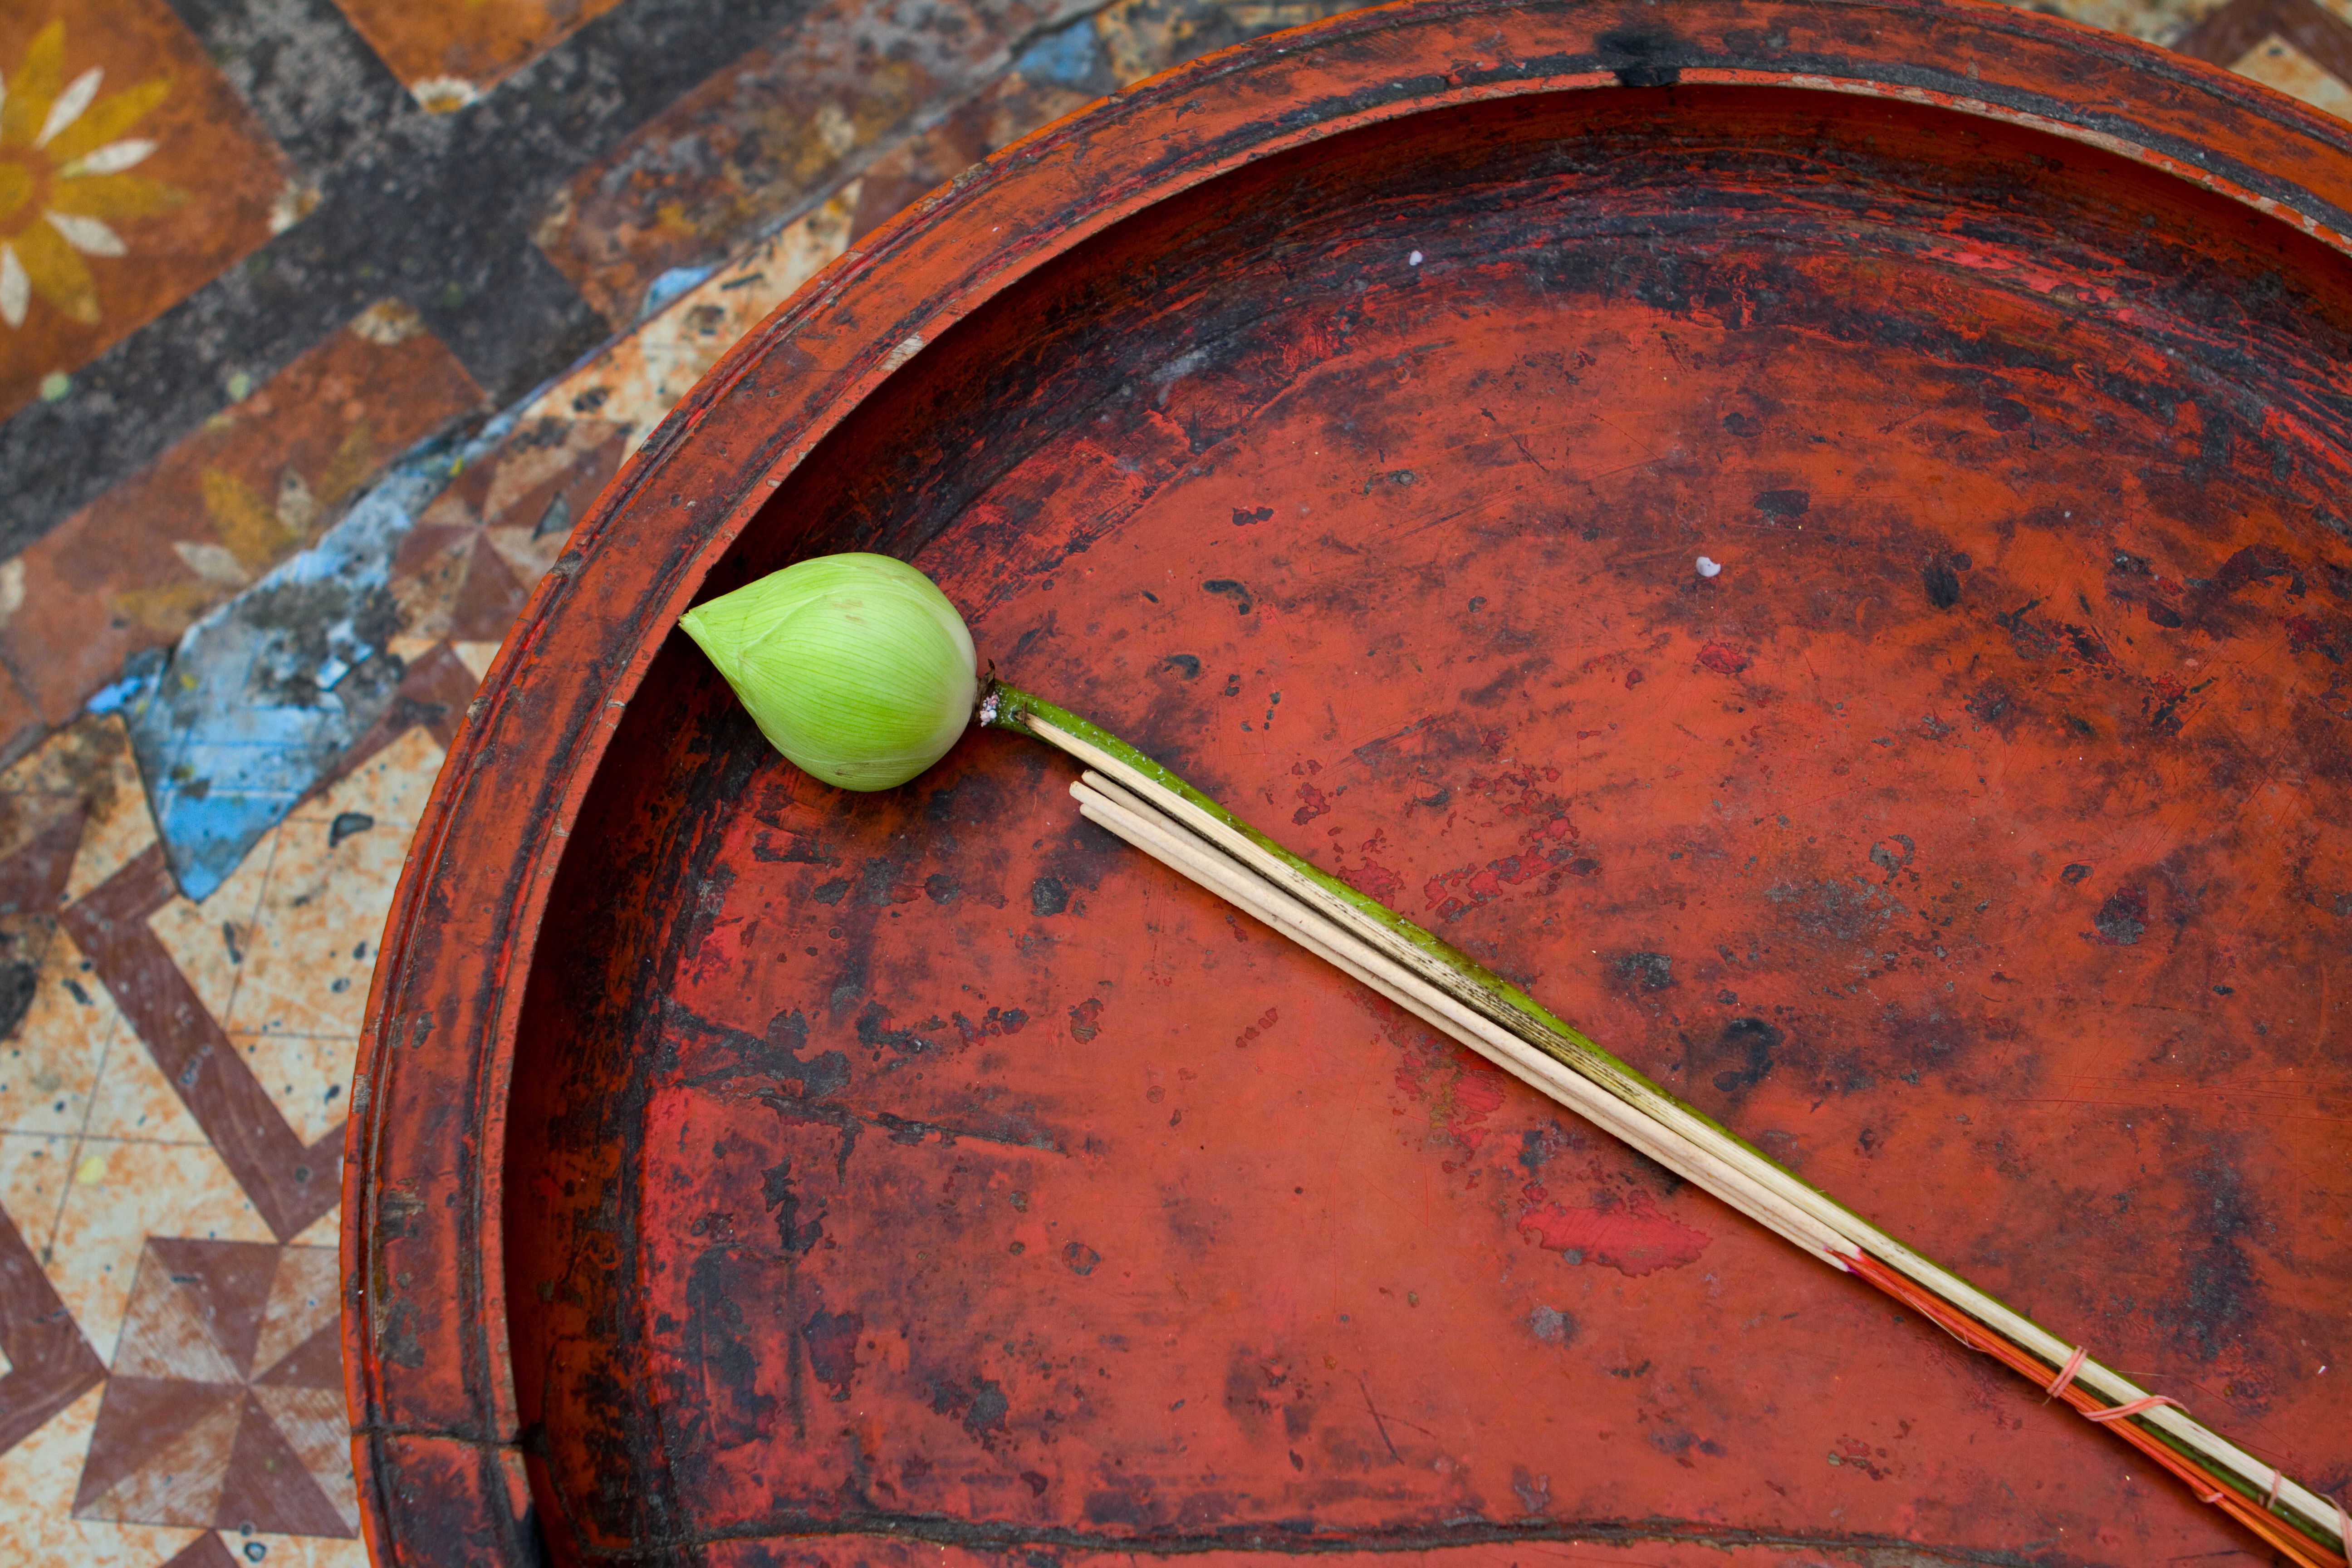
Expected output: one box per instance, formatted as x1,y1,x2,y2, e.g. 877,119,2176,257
0,2,290,420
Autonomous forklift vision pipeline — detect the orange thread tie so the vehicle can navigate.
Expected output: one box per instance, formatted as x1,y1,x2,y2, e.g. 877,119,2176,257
2264,1469,2284,1510
2197,1487,2224,1504
2046,1345,2088,1399
2082,1394,2186,1424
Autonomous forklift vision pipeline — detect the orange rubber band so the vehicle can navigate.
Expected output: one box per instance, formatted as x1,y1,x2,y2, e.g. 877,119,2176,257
2083,1393,2187,1424
2046,1345,2088,1399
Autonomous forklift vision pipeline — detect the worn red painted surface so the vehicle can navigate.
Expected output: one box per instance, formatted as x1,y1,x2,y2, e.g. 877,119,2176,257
344,2,2352,1563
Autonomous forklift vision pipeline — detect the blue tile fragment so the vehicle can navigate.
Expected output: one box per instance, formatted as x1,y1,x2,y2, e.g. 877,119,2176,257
119,410,519,904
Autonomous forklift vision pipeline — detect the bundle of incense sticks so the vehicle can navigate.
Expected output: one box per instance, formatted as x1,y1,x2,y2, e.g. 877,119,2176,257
979,683,2350,1568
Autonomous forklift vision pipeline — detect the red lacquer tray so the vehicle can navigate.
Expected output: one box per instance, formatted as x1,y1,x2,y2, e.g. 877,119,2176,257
343,2,2352,1563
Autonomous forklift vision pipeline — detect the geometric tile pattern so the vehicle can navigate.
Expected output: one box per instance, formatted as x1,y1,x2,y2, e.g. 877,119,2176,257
73,1242,349,1536
0,0,2341,1564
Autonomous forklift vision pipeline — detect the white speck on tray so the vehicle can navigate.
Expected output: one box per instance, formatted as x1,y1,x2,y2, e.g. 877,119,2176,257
1409,250,1424,266
1696,556,1723,578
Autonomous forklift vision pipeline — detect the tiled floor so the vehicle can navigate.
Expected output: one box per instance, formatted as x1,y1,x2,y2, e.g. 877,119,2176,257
0,0,2344,1561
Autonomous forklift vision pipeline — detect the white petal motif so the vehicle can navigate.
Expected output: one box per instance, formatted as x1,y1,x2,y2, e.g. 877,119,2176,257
59,138,157,176
0,246,26,328
37,67,103,147
46,211,126,256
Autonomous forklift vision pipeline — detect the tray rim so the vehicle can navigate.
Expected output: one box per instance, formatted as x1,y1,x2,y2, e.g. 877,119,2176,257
339,2,2352,1561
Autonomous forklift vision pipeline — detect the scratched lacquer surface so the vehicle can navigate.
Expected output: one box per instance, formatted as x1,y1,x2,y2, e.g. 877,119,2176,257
456,32,2352,1568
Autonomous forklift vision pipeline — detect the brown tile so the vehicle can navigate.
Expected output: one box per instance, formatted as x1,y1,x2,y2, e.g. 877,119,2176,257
138,1237,278,1377
251,1245,334,1384
71,1376,241,1524
163,1532,240,1568
0,667,44,776
0,310,482,727
0,792,84,915
533,0,1091,322
75,1237,351,1535
389,416,622,642
227,733,435,1065
0,1176,104,1459
844,0,1375,243
514,199,854,456
62,848,343,1242
216,1533,367,1568
0,717,153,907
213,1391,346,1536
166,1533,241,1568
0,921,125,1139
0,1386,205,1563
252,1320,339,1392
44,1139,271,1367
329,0,630,108
0,2,294,421
111,1263,242,1384
250,1389,351,1522
2234,29,2352,113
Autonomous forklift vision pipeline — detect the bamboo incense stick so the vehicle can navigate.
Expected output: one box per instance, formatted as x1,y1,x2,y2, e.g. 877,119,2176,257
980,681,2349,1568
1072,771,1858,1265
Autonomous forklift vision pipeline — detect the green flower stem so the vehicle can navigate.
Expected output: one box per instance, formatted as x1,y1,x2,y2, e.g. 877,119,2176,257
979,679,2337,1550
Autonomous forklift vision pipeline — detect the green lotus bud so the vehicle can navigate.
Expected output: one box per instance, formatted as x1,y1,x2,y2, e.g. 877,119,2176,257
679,552,979,791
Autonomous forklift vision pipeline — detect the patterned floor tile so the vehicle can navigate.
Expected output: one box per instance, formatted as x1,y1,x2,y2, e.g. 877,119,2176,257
0,1130,74,1259
0,2,294,423
519,186,860,456
69,846,344,1243
211,1533,368,1568
0,1387,201,1567
45,1140,274,1368
450,641,502,683
227,731,436,1051
147,838,273,1029
389,416,625,643
80,1013,207,1145
329,0,632,112
286,1205,337,1253
2233,29,2352,108
0,309,482,728
532,0,1094,323
0,921,123,1138
0,716,154,906
73,1238,352,1535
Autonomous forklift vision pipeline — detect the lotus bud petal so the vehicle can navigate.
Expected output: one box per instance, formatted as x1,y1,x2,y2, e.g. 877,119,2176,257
679,552,979,791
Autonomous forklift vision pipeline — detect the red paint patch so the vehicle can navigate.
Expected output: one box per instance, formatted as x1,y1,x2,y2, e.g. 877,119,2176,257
1293,782,1332,825
1697,643,1750,676
1518,1191,1710,1276
1344,858,1405,902
1067,997,1103,1042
